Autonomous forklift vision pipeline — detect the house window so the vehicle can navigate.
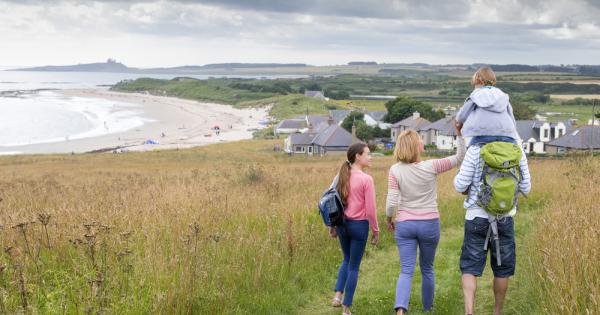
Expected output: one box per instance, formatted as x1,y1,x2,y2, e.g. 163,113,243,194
295,146,304,153
544,129,549,138
308,147,313,154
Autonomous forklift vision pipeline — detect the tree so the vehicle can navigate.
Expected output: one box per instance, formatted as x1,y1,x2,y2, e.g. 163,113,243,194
303,82,322,91
341,111,365,132
341,111,391,141
511,101,536,120
355,121,374,141
324,89,350,100
384,96,445,123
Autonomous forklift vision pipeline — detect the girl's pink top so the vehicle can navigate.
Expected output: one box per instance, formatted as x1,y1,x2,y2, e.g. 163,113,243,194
344,169,379,234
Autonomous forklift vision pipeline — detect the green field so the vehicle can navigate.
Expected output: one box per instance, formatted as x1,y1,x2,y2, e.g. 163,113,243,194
111,71,600,125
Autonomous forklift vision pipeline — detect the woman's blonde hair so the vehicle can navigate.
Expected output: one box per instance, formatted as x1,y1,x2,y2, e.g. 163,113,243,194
471,66,497,87
394,129,421,163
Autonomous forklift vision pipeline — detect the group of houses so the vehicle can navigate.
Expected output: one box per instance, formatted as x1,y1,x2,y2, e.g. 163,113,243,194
392,112,600,154
278,110,388,155
278,108,600,156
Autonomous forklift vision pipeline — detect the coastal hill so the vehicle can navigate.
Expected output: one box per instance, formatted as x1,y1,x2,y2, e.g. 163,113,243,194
11,59,309,73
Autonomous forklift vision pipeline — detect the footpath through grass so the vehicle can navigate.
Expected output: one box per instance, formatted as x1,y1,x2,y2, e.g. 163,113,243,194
298,170,548,315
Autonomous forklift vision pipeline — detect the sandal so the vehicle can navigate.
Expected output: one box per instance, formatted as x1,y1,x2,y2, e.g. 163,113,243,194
331,296,342,307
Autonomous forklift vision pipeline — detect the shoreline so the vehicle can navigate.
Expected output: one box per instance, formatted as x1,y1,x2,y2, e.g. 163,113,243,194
0,89,270,155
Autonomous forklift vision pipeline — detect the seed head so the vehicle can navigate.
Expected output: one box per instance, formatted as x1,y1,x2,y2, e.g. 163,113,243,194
38,213,51,226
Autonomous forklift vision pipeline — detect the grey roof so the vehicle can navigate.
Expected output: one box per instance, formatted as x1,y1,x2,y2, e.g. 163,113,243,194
329,110,352,124
305,90,325,98
277,119,306,129
424,117,457,135
307,115,329,127
515,120,575,141
515,120,540,141
289,133,316,145
392,116,431,130
367,110,387,122
313,125,355,147
547,125,600,149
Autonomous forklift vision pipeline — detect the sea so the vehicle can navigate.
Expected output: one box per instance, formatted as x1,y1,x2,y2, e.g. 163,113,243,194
0,70,302,154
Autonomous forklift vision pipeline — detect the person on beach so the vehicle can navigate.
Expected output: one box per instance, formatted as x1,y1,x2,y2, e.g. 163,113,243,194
330,142,380,315
385,125,465,314
456,66,519,147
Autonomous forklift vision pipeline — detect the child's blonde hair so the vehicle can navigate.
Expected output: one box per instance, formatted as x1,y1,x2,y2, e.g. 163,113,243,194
471,66,497,87
394,129,421,163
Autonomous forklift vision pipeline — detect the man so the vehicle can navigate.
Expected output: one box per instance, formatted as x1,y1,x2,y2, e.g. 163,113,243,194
454,138,531,315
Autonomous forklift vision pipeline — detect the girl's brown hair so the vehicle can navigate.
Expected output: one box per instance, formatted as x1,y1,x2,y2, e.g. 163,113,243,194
394,129,421,163
471,66,497,87
336,142,368,204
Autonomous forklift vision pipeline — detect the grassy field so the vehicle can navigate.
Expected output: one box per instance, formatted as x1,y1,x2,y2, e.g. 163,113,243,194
0,140,598,314
238,94,332,119
532,104,596,123
550,94,600,100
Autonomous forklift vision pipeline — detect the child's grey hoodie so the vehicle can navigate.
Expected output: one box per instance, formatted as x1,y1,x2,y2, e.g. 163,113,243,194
456,86,519,139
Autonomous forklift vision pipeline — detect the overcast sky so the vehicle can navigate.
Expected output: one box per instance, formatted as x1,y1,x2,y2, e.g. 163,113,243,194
1,0,599,67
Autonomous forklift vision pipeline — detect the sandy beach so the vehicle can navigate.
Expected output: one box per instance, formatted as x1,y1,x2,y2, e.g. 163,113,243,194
1,89,270,154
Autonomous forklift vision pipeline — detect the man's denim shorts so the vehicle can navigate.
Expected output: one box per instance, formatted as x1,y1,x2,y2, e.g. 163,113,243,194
460,217,516,278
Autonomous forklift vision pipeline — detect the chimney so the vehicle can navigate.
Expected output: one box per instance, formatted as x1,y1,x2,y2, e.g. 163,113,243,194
351,122,357,144
327,115,335,126
413,111,420,120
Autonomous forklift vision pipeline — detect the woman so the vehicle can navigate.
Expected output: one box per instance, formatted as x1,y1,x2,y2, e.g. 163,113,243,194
330,142,380,315
386,124,464,314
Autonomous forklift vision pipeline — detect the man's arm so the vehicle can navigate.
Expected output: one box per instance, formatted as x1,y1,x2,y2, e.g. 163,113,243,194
454,148,477,193
518,153,531,195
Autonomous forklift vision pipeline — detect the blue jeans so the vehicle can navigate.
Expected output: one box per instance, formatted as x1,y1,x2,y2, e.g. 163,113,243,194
460,217,516,278
334,220,369,307
469,135,516,147
394,219,440,312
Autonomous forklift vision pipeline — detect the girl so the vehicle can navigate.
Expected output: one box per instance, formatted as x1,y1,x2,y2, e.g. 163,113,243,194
386,125,464,314
330,142,380,315
456,66,519,146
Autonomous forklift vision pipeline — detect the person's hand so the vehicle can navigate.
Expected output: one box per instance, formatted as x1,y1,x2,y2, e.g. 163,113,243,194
329,227,337,238
386,217,395,232
454,120,463,136
371,232,379,245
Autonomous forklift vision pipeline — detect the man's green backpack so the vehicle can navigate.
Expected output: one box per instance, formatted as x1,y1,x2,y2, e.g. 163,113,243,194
477,142,522,215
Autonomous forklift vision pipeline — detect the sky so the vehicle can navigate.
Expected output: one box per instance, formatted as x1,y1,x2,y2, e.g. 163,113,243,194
1,0,599,67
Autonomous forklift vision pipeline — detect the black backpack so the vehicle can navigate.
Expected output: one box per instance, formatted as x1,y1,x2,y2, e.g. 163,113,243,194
318,176,345,227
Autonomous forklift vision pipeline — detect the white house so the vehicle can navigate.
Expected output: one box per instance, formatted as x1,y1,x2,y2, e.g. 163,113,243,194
284,117,359,155
329,110,390,129
275,119,306,136
390,112,431,141
515,120,573,154
423,117,459,150
304,90,326,100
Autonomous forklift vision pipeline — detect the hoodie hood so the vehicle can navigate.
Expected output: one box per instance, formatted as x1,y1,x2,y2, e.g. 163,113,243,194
469,86,509,113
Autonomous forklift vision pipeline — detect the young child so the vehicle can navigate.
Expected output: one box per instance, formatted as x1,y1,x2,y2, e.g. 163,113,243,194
456,67,519,146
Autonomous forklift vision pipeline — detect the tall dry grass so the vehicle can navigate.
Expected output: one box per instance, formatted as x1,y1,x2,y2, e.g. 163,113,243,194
521,157,600,314
0,141,391,314
0,141,597,314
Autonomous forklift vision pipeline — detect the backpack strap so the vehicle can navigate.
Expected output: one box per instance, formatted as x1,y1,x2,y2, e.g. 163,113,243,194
330,174,340,190
484,214,502,266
